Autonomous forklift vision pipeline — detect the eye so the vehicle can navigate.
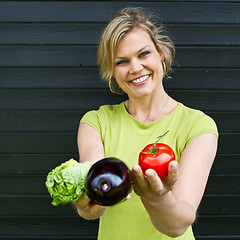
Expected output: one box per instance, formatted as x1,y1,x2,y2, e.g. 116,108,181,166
139,51,150,58
115,59,128,66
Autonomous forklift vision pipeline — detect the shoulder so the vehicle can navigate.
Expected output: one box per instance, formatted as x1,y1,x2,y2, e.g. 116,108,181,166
177,103,218,142
80,103,124,123
177,104,215,125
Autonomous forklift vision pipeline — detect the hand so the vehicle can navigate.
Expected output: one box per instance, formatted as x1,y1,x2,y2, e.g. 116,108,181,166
74,193,108,220
132,160,178,200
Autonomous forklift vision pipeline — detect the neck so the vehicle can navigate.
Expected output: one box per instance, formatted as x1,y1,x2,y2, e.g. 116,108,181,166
126,93,170,124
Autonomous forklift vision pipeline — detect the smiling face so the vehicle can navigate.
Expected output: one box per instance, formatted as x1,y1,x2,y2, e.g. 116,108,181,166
113,27,164,99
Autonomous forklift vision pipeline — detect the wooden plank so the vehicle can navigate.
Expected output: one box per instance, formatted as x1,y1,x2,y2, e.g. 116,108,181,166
0,194,239,217
175,47,240,68
0,216,98,237
168,24,240,46
166,69,240,90
205,175,240,195
198,195,240,215
0,2,239,24
0,23,102,45
0,45,97,67
0,23,239,46
0,46,239,67
196,237,240,240
0,89,239,111
193,216,240,236
206,112,240,133
0,110,238,132
0,89,126,111
0,153,236,175
1,68,239,90
0,237,97,240
0,132,238,154
0,153,238,175
0,195,78,217
0,154,79,175
168,91,240,112
0,152,238,175
0,68,104,89
0,174,239,195
0,215,239,237
0,133,78,154
211,154,240,175
217,133,240,154
0,111,85,132
0,237,96,240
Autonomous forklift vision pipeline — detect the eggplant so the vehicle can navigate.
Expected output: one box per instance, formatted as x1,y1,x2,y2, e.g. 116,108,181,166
85,157,132,206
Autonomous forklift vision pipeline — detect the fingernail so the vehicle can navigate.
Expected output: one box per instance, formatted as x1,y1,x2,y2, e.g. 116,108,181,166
132,165,139,172
171,163,177,170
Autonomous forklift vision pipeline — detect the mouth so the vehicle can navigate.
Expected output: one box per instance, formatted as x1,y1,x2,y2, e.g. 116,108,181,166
131,74,150,86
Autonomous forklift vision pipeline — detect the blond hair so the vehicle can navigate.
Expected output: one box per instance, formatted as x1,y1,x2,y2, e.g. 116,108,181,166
97,7,175,91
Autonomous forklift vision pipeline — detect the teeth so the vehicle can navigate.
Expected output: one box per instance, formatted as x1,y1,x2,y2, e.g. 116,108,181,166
132,75,149,84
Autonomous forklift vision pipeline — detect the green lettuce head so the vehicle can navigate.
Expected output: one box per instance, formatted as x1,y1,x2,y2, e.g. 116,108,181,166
45,159,92,206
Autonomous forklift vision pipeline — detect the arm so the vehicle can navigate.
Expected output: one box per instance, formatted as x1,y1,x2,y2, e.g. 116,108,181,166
132,133,218,237
77,122,104,164
74,122,107,220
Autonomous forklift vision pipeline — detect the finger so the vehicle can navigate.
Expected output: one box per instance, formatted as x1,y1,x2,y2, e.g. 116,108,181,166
145,169,163,192
125,193,131,200
132,165,148,187
166,161,178,187
132,165,149,196
75,192,91,209
90,203,108,216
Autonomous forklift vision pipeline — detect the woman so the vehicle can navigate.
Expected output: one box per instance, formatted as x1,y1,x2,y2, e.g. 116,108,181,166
75,7,218,240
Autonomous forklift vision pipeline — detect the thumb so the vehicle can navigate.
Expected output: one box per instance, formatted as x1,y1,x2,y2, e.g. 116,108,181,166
165,161,178,188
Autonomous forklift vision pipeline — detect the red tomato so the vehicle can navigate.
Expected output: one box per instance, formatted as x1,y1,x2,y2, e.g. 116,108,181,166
139,131,175,179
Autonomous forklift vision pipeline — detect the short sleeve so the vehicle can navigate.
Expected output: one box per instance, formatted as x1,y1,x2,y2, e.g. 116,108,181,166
80,110,101,134
186,114,218,145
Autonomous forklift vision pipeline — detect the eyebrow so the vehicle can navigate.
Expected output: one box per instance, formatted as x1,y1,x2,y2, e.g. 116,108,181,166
114,45,150,60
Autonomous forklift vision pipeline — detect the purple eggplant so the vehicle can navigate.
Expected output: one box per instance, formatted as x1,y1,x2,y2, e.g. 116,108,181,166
85,158,132,206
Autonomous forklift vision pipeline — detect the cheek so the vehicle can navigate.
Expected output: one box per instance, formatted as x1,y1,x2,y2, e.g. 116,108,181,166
114,67,128,82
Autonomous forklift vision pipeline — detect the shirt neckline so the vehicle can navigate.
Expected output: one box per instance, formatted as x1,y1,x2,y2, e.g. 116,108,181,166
121,101,182,128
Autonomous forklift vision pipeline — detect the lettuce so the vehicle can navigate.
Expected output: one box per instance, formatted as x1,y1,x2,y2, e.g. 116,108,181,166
45,159,92,206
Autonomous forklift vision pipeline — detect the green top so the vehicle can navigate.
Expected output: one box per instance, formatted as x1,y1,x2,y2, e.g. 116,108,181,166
80,102,218,240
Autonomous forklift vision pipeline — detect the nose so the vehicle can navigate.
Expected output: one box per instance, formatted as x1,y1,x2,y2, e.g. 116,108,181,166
129,59,143,74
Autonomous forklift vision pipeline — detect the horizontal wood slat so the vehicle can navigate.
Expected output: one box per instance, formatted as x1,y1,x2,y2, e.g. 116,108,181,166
0,154,78,175
0,111,238,132
0,111,84,132
0,216,98,237
0,154,238,175
196,237,240,240
0,68,239,90
193,216,240,235
0,194,239,217
0,132,78,154
0,23,239,46
198,196,240,215
0,133,238,154
0,2,239,24
0,46,239,67
0,174,239,195
0,215,239,237
0,89,239,111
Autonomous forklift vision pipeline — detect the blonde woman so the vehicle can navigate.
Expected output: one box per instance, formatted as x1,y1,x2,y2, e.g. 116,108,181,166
75,7,218,240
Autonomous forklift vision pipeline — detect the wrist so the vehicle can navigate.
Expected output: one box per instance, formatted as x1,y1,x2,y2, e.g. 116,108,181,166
141,191,177,210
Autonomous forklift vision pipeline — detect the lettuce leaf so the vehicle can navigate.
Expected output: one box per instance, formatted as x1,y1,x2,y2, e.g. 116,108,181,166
45,159,92,206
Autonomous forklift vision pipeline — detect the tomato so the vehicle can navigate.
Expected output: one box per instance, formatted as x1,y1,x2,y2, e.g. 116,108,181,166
139,131,175,179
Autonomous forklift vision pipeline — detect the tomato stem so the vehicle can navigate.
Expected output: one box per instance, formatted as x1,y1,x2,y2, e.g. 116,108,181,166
142,130,169,156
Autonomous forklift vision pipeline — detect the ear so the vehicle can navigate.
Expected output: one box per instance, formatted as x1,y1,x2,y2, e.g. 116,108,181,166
159,52,165,62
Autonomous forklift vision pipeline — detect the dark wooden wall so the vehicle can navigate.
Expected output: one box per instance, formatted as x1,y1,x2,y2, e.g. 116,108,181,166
0,1,239,239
